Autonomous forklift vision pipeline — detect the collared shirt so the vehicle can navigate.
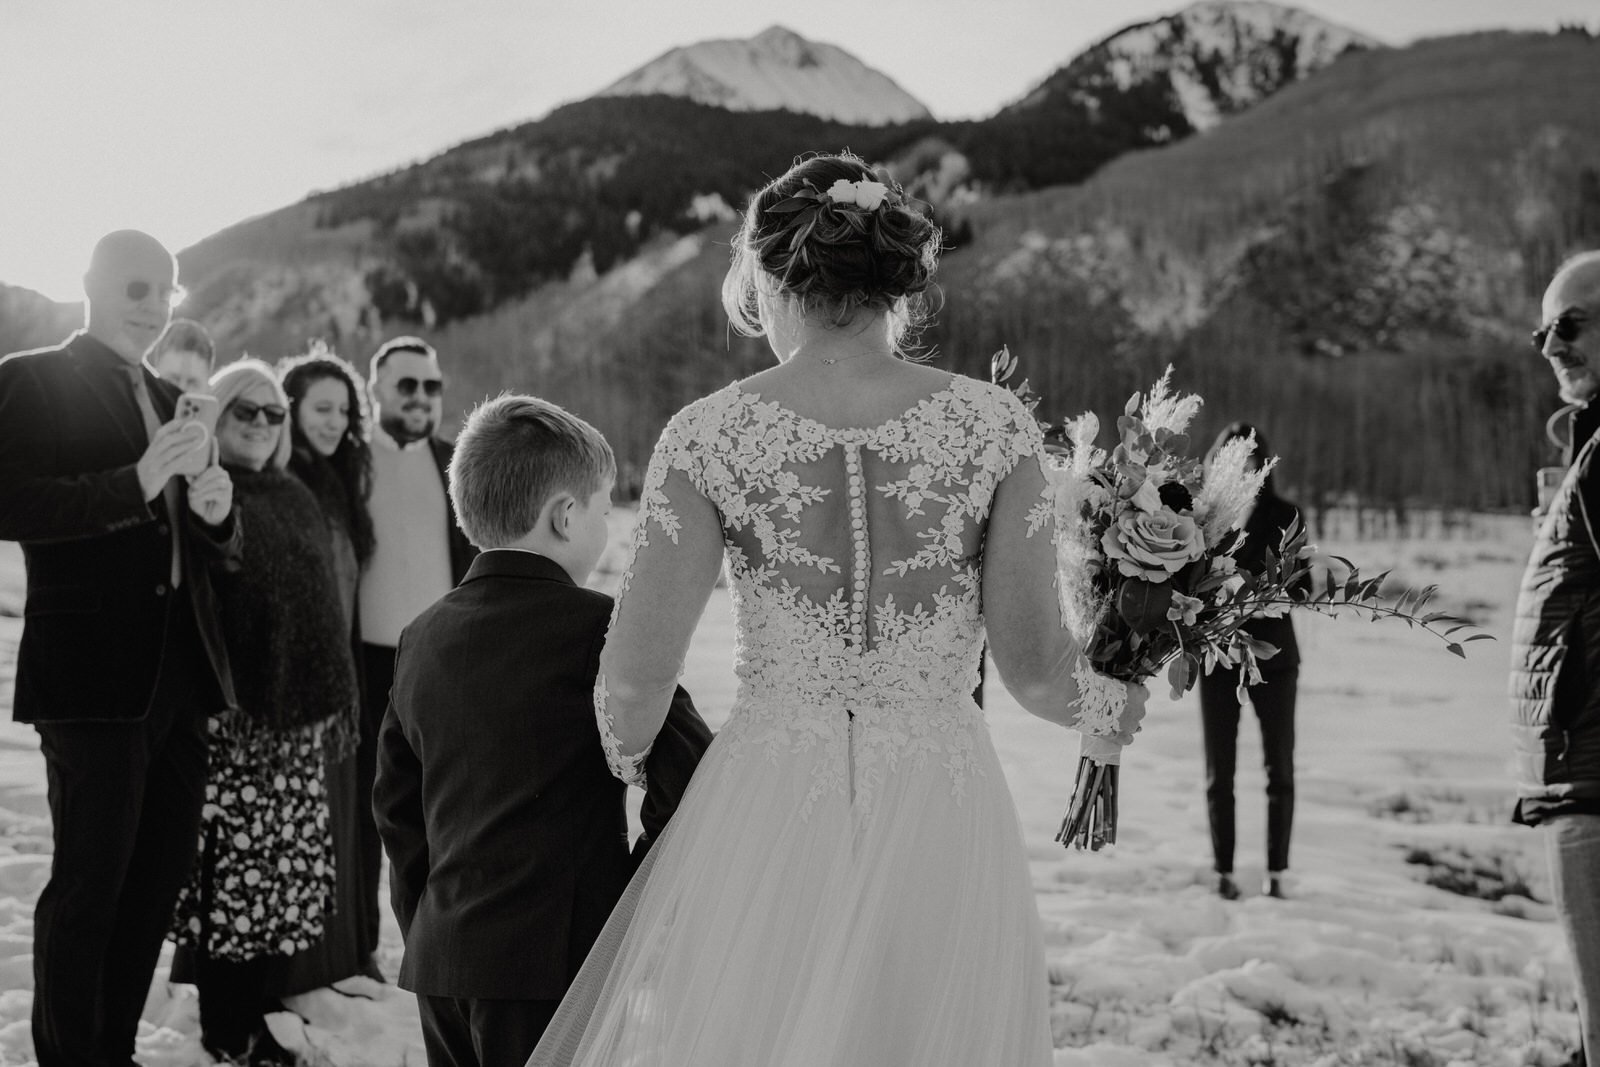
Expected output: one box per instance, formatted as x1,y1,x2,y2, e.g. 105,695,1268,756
359,425,454,646
1571,403,1600,467
70,330,146,377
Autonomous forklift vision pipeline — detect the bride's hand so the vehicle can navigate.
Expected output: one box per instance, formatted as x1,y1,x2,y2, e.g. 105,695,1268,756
1116,681,1149,745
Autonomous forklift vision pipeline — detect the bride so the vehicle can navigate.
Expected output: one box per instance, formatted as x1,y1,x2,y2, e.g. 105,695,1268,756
528,151,1147,1066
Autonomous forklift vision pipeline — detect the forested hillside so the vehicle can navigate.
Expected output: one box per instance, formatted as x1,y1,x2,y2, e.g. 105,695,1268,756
416,31,1600,515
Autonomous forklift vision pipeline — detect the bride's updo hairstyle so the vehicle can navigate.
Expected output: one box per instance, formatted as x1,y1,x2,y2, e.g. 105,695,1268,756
722,151,941,351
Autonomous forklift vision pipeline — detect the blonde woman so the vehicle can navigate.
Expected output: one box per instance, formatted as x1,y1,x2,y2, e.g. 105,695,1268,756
170,359,358,1065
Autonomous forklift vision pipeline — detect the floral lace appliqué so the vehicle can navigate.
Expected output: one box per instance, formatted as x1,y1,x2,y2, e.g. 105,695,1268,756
601,375,1059,815
594,675,650,788
1067,658,1127,739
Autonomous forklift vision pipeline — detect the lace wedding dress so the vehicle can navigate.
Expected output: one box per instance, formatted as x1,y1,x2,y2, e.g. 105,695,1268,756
530,372,1082,1067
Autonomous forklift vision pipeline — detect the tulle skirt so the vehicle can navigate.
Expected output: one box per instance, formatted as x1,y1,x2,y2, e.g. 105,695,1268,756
528,703,1055,1067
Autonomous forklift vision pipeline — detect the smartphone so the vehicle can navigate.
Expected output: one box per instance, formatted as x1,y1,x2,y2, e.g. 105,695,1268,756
173,392,220,476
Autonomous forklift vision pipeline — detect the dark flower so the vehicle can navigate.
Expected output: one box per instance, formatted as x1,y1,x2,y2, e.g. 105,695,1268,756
1157,482,1194,513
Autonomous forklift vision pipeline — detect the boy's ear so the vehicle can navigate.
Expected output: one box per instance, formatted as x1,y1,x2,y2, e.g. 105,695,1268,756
544,492,578,541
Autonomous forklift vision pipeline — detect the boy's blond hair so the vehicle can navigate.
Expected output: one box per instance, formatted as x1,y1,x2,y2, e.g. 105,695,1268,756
449,394,615,549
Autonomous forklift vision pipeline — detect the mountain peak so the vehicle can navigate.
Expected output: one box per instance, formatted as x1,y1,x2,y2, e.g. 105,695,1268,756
596,26,931,125
1016,0,1381,131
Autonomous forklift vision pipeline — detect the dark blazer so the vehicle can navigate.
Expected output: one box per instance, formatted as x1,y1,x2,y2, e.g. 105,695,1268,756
0,333,240,722
1235,494,1304,673
373,549,713,1000
427,435,479,586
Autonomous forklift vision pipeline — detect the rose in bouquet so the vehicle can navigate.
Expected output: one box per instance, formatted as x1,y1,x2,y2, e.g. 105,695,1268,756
991,349,1490,850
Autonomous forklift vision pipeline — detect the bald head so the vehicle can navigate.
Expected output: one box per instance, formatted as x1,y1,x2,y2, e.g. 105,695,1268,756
87,230,173,282
83,230,180,364
1550,252,1600,306
1540,249,1600,406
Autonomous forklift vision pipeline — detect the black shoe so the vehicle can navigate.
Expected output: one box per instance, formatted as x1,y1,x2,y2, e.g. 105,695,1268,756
1216,873,1241,901
245,1027,301,1067
358,954,387,983
1263,875,1287,899
203,1025,300,1067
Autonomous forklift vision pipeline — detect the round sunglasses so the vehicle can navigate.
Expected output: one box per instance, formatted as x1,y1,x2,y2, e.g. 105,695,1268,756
1532,314,1585,353
124,279,187,308
228,400,288,426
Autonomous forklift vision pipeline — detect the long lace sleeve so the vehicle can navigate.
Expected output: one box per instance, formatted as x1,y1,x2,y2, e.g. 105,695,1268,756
981,392,1127,737
596,415,724,786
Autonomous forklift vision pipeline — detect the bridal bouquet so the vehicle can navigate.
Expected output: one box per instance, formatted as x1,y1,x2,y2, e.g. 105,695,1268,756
990,349,1489,850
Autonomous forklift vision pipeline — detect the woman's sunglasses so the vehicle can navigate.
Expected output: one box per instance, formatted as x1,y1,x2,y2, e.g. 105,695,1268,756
1532,315,1585,353
124,279,187,308
396,376,443,398
228,400,288,426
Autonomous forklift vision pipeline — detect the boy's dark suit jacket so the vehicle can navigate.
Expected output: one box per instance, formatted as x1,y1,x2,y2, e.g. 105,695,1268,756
0,333,239,722
373,549,713,1001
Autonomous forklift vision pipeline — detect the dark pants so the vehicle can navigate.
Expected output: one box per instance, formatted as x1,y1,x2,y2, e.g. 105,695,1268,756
358,642,397,956
197,952,283,1058
1199,665,1298,875
32,597,211,1067
418,995,559,1067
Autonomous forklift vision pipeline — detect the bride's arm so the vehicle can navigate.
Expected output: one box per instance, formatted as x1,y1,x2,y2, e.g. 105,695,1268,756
982,452,1145,743
596,427,724,785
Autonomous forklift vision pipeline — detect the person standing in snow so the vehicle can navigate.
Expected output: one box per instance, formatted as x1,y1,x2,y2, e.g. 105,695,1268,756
0,230,239,1067
1510,250,1600,1065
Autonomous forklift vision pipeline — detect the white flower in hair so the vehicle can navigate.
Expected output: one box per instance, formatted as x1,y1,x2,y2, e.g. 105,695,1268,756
826,178,890,210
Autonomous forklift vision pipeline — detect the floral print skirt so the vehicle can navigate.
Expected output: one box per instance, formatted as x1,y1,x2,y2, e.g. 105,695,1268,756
172,713,335,961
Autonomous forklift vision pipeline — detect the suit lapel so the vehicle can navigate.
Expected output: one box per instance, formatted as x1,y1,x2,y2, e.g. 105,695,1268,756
66,344,145,455
144,367,178,421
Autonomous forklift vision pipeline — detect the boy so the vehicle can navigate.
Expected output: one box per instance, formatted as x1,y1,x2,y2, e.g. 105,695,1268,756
374,394,712,1066
149,318,215,392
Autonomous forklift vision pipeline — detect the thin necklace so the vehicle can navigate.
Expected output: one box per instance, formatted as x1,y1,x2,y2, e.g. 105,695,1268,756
804,349,887,366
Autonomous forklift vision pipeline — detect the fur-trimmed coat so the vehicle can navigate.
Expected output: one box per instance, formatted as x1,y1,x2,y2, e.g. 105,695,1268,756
220,466,358,746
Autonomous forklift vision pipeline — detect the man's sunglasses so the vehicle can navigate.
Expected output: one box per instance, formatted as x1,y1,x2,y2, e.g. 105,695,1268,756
1532,315,1585,353
228,400,288,426
396,377,443,398
125,279,186,308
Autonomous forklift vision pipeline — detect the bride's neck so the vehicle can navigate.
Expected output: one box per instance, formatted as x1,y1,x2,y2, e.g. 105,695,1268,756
778,319,897,370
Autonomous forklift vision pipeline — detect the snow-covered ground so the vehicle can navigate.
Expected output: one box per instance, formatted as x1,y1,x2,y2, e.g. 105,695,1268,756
0,510,1581,1065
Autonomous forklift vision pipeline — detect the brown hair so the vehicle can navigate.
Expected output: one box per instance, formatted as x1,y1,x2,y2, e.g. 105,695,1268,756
369,335,438,380
152,318,215,366
449,394,615,549
722,151,940,352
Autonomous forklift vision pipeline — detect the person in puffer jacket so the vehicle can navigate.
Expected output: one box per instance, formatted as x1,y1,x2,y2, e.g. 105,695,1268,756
1511,249,1600,1065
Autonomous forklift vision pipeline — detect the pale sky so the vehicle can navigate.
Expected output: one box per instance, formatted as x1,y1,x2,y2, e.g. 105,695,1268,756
0,0,1593,300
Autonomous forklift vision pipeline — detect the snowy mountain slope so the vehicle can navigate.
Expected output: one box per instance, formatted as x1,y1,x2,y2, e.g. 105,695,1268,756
596,24,931,125
1014,0,1382,132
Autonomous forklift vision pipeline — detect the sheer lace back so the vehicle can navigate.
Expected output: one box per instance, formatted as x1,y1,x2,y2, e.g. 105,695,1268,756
598,372,1047,813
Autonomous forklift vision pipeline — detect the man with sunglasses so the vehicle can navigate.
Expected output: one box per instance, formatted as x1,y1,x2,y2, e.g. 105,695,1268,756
354,336,476,976
1511,250,1600,1066
0,230,239,1065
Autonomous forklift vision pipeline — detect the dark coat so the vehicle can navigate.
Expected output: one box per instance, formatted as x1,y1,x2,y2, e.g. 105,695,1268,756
426,435,478,586
373,549,713,1000
1510,429,1600,803
219,467,358,739
0,333,239,722
1233,494,1304,673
